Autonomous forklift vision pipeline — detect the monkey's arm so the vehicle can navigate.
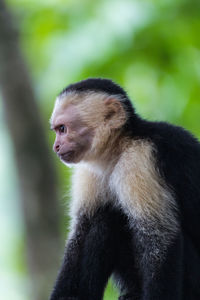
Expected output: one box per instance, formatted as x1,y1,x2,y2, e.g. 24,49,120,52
50,205,120,300
50,167,95,300
77,204,120,300
50,167,109,300
141,234,183,300
50,215,90,300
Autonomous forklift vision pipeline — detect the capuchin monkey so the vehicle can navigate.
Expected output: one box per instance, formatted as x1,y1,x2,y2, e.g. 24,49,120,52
49,78,200,300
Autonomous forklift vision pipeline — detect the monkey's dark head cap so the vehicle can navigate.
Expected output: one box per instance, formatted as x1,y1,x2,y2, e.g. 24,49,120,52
60,78,128,99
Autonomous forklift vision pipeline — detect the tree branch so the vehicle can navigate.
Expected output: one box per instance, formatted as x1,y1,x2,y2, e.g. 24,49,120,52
0,1,61,299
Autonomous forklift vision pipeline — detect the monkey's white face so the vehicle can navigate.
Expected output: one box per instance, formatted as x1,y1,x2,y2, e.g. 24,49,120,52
50,91,127,166
51,104,94,165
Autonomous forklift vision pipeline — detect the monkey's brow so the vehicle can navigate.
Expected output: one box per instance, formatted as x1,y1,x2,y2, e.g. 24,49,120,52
50,124,65,131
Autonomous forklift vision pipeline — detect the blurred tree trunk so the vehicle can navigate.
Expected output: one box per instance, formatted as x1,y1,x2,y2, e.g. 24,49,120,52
0,1,61,299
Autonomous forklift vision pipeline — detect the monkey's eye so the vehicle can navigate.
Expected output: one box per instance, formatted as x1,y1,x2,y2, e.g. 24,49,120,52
59,125,66,134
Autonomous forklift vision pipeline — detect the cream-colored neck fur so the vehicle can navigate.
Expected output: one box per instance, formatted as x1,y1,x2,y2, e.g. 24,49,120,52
70,138,178,237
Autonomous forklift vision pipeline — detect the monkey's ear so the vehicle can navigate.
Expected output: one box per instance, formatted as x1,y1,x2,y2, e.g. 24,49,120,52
104,97,126,129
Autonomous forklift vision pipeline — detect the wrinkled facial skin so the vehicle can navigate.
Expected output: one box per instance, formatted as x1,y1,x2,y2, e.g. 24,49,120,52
51,105,94,165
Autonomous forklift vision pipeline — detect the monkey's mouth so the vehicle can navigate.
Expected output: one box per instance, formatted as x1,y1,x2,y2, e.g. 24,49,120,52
59,151,75,162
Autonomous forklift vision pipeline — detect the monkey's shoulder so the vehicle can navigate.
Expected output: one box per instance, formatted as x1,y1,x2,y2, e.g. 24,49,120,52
128,119,200,175
134,120,200,154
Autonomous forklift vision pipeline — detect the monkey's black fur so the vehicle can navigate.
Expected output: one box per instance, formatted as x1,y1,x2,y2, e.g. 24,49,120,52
50,205,142,300
51,78,200,300
60,78,128,99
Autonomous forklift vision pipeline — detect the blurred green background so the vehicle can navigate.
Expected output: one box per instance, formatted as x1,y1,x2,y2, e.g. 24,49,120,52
0,0,200,299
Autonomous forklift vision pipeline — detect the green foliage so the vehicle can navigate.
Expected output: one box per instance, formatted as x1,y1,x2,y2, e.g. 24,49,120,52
2,0,200,299
7,0,200,136
104,280,118,300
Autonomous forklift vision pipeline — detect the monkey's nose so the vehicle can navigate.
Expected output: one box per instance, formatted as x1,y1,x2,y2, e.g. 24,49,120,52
53,143,60,153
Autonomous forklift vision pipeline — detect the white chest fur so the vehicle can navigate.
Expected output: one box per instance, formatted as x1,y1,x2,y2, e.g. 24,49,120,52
70,140,179,237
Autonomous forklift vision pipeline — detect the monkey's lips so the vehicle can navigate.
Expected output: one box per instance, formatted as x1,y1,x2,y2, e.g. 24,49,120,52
59,151,75,162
